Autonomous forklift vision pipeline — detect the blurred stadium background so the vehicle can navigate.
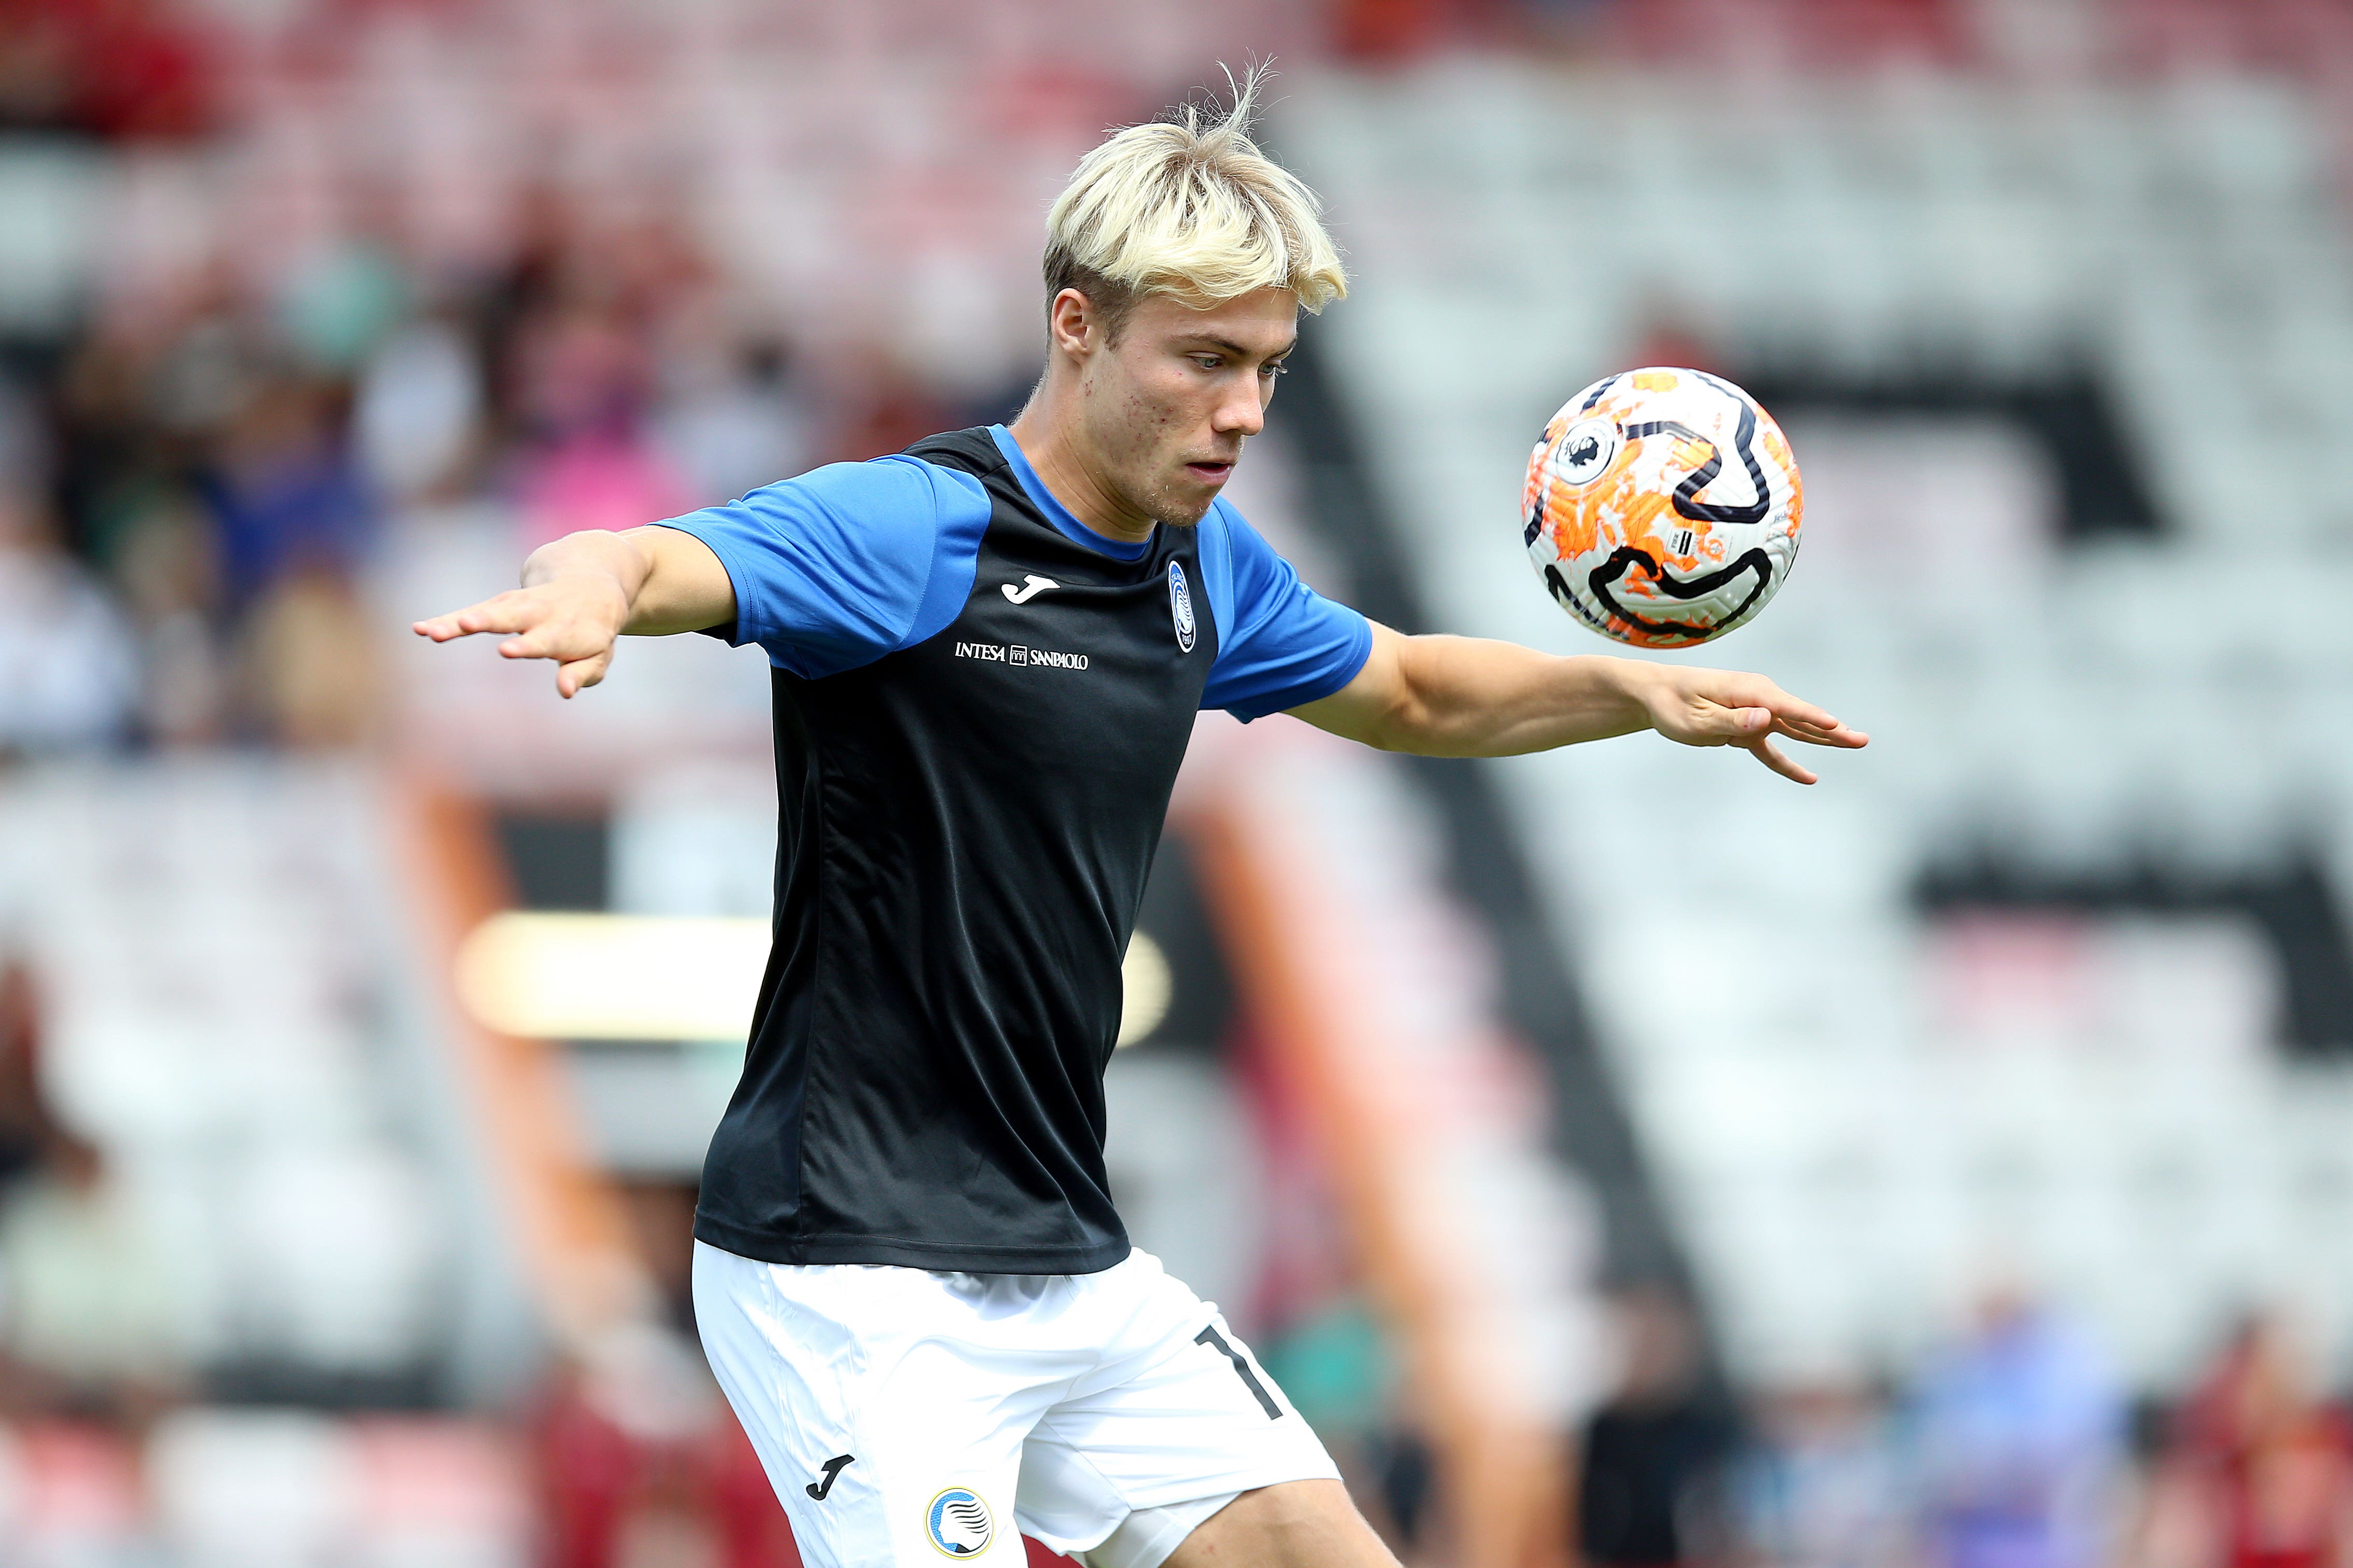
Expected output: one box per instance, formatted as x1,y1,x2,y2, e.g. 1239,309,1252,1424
2,0,2351,1564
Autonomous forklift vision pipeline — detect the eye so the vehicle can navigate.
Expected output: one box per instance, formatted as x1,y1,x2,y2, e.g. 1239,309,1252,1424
1261,360,1289,379
1190,354,1222,370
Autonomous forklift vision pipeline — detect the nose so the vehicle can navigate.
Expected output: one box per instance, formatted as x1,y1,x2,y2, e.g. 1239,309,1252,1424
1211,373,1265,439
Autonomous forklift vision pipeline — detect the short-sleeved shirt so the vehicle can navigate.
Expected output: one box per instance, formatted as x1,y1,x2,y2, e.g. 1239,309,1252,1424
658,425,1371,1273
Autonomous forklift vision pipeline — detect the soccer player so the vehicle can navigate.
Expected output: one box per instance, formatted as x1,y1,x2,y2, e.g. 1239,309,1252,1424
416,82,1865,1568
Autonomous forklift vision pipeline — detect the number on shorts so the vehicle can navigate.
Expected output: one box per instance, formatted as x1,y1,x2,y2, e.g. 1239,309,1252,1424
1195,1325,1280,1419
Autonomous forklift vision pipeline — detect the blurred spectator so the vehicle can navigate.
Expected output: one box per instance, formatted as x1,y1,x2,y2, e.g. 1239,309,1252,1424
0,963,45,1188
829,352,965,466
1908,1288,2125,1568
2132,1315,2353,1568
198,371,375,615
0,960,185,1429
238,563,381,748
655,333,814,507
508,301,689,548
0,1123,186,1427
109,485,226,744
275,240,407,380
1737,1379,1911,1568
355,312,486,505
480,210,719,547
0,0,215,141
0,483,137,755
534,1321,802,1568
176,358,387,746
1578,1284,1740,1568
52,312,189,567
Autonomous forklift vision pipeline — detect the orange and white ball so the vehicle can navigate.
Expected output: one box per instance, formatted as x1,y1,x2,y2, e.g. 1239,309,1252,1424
1523,367,1802,648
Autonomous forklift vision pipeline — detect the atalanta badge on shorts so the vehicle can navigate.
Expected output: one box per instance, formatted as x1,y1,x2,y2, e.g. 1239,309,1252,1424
926,1487,993,1556
1168,561,1196,653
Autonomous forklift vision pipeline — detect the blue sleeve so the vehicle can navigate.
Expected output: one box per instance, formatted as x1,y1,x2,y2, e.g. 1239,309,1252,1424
649,455,989,678
1198,501,1374,721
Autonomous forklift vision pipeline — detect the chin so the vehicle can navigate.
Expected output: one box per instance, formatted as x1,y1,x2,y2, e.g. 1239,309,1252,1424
1146,482,1217,529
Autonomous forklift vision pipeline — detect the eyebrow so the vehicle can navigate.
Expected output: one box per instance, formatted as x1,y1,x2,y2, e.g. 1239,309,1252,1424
1178,334,1297,360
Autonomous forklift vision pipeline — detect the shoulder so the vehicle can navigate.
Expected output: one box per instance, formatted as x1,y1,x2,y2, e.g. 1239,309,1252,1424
671,453,989,598
1202,497,1296,577
1194,496,1372,719
1193,495,1271,579
760,452,989,530
901,426,1010,479
1198,497,1302,625
1197,495,1249,553
740,453,991,634
651,451,993,672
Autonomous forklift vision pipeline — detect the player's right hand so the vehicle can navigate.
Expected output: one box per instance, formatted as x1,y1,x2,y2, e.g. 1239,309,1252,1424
412,574,631,699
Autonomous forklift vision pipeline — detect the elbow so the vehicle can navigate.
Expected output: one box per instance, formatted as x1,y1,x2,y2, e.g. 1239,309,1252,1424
1340,631,1471,756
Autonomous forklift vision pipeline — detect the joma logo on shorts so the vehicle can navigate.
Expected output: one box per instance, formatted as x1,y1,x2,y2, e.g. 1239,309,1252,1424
954,641,1089,671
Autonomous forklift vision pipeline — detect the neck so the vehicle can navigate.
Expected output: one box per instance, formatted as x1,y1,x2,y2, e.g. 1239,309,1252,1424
1006,388,1157,545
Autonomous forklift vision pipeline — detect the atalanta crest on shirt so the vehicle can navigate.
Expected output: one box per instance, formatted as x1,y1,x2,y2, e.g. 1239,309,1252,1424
1168,561,1196,653
926,1487,993,1556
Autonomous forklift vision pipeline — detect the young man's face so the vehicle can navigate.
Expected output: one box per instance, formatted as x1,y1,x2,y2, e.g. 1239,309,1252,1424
1072,285,1297,526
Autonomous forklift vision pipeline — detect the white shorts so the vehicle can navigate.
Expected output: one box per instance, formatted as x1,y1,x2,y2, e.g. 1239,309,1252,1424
691,1241,1338,1568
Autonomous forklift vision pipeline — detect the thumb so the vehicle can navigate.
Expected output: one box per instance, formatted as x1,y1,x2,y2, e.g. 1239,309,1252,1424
1732,705,1772,734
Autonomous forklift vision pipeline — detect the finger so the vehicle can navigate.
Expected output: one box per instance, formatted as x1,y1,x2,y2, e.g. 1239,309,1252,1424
458,600,544,636
1770,711,1839,736
414,612,485,641
1749,737,1818,785
496,621,589,661
1776,716,1871,749
504,623,617,665
1673,703,1774,747
1760,695,1842,733
420,598,540,642
555,652,610,699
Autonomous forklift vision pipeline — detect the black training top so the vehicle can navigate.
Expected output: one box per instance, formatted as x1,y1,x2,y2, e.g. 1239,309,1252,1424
657,425,1371,1273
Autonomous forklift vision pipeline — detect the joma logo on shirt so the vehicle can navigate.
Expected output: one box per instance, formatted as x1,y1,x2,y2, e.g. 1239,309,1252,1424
955,641,1090,671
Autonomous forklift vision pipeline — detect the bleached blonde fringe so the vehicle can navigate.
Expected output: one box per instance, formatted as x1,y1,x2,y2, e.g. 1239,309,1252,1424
1044,65,1347,314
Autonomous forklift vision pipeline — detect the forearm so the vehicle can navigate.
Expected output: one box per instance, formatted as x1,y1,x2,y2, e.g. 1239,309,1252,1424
1294,622,1864,782
1367,634,1657,757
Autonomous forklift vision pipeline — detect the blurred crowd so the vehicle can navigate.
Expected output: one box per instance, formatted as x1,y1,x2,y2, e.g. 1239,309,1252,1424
1573,1287,2353,1568
0,198,850,755
0,0,1091,756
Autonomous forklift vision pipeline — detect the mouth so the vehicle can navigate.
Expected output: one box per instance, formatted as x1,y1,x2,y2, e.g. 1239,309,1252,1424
1184,459,1235,484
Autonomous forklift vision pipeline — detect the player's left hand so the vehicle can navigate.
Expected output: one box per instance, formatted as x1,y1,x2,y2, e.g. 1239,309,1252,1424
1636,664,1868,785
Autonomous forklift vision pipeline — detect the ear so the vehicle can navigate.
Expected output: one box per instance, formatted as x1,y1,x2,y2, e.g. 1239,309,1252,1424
1047,288,1097,359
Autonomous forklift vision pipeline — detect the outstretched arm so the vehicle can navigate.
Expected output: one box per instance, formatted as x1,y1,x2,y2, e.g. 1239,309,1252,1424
1289,622,1868,784
410,526,735,698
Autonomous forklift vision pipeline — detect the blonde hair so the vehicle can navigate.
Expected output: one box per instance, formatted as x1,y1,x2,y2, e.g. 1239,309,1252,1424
1043,67,1347,338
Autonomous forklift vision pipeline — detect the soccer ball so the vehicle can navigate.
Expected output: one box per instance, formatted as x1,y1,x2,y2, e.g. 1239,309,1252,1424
1523,367,1802,648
